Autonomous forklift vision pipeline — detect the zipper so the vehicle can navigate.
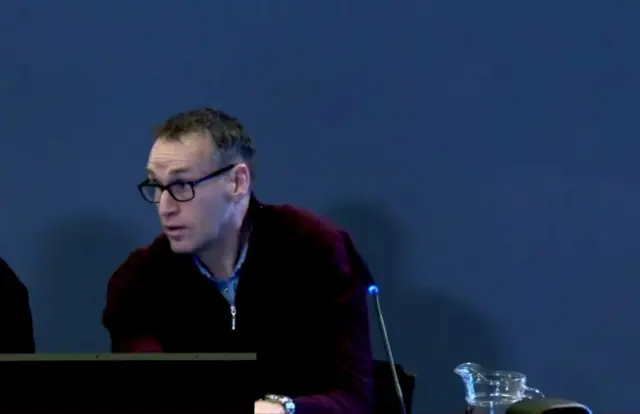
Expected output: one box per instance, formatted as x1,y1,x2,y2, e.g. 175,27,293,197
230,305,237,330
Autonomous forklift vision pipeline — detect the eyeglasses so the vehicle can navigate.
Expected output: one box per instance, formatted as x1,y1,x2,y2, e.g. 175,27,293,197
138,164,236,203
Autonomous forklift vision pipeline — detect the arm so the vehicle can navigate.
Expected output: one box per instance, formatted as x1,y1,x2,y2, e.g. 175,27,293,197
293,232,374,414
102,249,163,352
0,259,35,353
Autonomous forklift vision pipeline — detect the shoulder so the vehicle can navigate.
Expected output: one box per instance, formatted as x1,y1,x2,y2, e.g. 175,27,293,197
257,202,366,291
106,234,173,295
0,257,25,287
0,257,29,298
0,257,16,279
259,202,346,254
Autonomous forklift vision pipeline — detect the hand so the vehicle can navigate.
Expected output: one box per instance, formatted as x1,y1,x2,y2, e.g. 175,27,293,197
255,399,285,413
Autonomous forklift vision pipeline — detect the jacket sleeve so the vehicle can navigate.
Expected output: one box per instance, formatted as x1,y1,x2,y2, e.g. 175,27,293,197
0,258,35,353
293,232,374,414
102,249,163,352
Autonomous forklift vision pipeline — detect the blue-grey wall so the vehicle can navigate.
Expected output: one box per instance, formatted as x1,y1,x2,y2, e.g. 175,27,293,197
1,1,637,412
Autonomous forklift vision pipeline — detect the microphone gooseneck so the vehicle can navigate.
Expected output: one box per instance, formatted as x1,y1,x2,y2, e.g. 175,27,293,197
340,231,407,414
367,284,407,414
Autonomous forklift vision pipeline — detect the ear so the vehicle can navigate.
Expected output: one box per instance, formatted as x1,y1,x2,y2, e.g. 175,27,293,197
230,163,251,198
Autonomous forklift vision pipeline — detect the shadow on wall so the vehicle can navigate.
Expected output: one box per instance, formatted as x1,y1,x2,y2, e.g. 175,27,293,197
32,212,144,353
323,200,509,414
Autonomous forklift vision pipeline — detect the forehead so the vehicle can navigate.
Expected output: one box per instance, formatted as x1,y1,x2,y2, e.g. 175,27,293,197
147,133,215,176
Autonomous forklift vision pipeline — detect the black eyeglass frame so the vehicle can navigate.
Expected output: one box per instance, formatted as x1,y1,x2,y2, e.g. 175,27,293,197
137,164,236,203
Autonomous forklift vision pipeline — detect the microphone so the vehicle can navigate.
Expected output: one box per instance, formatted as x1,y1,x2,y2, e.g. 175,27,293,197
366,284,407,414
342,232,407,414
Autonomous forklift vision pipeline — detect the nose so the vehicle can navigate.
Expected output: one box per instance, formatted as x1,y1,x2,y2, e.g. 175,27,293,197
158,189,180,217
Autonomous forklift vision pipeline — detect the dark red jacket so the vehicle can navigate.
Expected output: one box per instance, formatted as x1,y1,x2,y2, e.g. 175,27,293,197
0,257,35,353
102,196,374,414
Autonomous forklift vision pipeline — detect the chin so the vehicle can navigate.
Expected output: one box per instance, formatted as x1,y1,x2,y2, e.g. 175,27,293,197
168,239,197,254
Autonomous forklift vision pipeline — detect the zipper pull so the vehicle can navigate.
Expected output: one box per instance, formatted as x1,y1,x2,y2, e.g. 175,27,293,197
230,305,237,330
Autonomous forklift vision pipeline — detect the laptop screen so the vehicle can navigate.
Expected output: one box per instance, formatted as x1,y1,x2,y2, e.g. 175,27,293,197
0,353,258,413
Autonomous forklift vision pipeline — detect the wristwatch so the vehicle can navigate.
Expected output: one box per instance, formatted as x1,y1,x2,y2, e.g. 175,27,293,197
264,394,295,414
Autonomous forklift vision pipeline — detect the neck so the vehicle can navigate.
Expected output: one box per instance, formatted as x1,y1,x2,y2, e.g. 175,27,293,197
198,196,251,280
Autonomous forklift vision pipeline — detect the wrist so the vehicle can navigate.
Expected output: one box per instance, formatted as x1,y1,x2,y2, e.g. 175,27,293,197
264,394,295,414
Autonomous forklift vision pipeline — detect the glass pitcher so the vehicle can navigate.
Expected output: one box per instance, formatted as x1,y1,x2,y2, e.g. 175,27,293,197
454,362,544,414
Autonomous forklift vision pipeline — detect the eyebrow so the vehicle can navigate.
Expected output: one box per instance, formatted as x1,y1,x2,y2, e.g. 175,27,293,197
146,167,192,178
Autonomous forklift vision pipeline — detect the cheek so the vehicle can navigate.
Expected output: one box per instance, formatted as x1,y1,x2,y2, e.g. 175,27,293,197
192,196,225,226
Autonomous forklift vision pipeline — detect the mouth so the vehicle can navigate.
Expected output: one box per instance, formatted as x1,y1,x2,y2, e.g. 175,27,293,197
164,226,187,236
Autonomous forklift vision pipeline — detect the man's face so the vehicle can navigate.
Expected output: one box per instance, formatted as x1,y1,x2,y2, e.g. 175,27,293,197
146,133,233,254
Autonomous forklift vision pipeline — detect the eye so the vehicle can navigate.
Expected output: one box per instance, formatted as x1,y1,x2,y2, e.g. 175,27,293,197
168,181,192,194
170,181,189,188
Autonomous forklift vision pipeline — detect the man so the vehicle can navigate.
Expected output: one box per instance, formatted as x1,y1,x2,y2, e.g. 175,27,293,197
102,108,374,414
0,257,35,353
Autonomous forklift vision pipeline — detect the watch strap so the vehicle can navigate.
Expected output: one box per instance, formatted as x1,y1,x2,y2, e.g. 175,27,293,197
265,394,295,414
